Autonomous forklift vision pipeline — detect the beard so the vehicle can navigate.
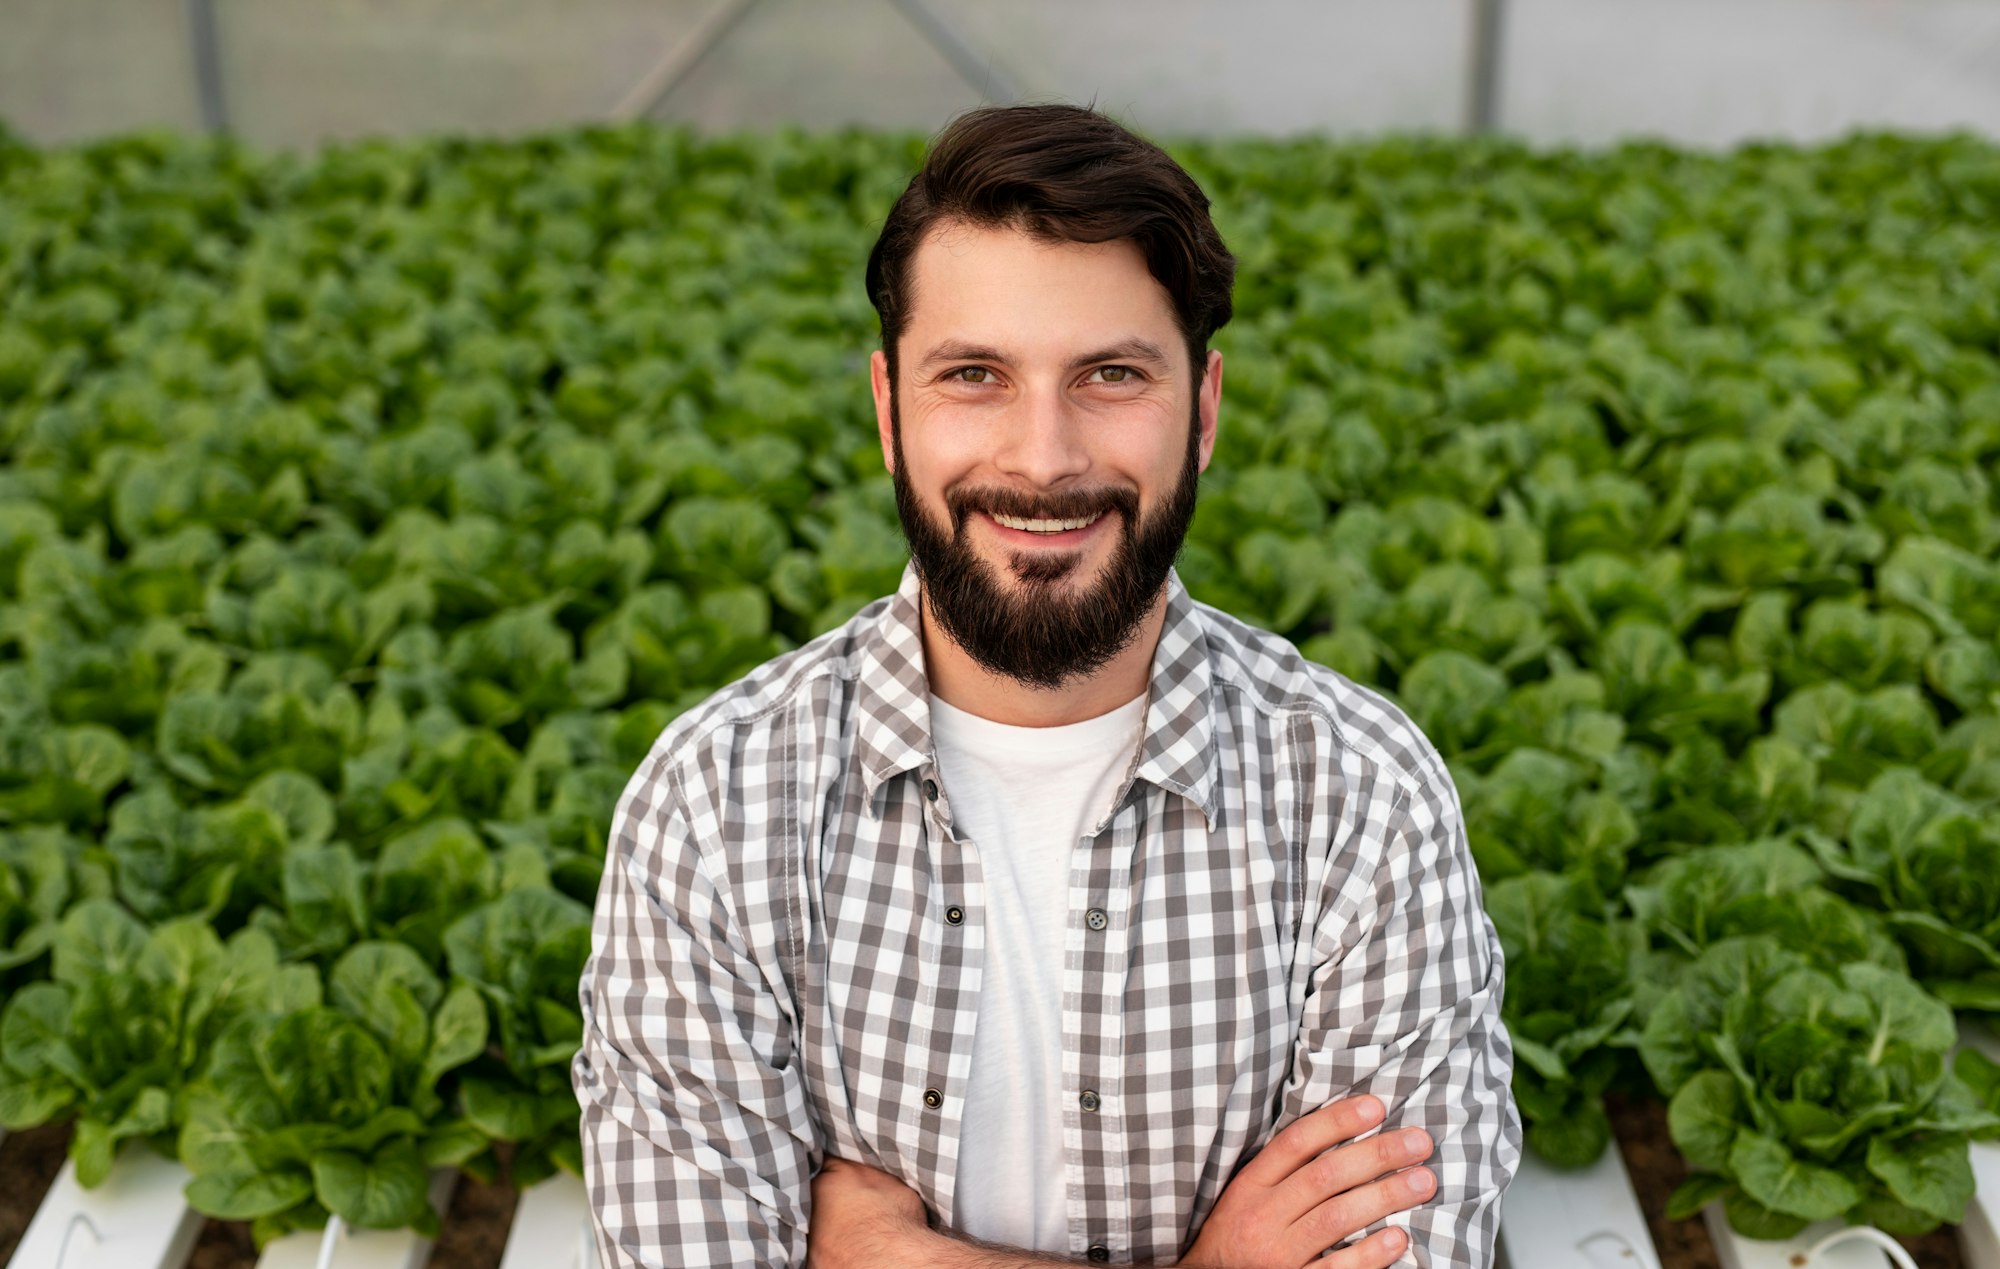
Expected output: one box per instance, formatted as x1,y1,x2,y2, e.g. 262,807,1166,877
890,391,1203,692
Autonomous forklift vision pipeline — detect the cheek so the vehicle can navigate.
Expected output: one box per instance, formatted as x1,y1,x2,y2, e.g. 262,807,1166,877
899,421,988,497
1123,438,1189,500
895,448,972,526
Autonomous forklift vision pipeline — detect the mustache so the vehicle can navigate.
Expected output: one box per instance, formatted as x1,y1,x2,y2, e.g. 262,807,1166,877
945,484,1140,527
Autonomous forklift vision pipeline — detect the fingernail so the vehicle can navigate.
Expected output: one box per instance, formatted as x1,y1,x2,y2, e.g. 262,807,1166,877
1406,1168,1433,1195
1383,1228,1406,1250
1357,1096,1384,1124
1404,1128,1431,1154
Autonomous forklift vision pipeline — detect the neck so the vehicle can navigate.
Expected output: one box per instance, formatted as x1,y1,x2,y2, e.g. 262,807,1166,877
919,585,1166,728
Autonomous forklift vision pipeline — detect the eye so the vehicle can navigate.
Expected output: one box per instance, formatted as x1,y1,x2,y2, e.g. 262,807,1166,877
946,366,992,384
1089,365,1138,384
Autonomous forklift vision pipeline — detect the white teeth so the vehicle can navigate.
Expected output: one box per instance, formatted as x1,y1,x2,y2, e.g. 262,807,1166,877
991,511,1104,534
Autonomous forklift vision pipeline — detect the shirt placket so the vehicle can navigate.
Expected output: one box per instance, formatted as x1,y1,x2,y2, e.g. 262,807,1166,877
1064,789,1141,1263
912,760,985,1225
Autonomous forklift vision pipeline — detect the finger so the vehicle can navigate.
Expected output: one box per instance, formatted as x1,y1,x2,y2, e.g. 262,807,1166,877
1273,1126,1434,1224
1290,1167,1436,1261
1319,1225,1411,1269
1235,1095,1386,1186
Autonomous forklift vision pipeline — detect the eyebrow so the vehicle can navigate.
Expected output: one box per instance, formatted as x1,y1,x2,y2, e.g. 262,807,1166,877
914,338,1175,373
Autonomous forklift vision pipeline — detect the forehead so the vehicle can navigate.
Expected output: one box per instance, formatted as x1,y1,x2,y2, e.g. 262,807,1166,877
902,220,1181,358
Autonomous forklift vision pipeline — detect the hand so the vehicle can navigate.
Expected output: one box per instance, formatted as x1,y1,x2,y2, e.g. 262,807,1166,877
806,1156,934,1269
1178,1095,1434,1269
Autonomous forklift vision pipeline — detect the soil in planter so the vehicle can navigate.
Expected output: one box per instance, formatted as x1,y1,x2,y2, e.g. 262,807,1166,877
188,1219,258,1269
1609,1092,1722,1269
1897,1221,1966,1268
1608,1092,1967,1269
426,1150,521,1269
0,1120,75,1265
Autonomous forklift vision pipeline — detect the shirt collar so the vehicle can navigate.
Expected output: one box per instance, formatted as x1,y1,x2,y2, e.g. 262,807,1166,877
854,562,1220,828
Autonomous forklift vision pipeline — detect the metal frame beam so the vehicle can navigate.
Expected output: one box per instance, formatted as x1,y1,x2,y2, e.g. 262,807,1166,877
885,0,1021,104
610,0,762,123
187,0,229,134
1465,0,1505,135
610,0,1020,125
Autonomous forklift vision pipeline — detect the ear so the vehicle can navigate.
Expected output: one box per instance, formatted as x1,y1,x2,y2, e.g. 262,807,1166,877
871,348,895,474
1196,348,1223,474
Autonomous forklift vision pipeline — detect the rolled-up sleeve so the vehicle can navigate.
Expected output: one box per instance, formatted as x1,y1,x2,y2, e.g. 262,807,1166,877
572,762,818,1268
1281,758,1522,1269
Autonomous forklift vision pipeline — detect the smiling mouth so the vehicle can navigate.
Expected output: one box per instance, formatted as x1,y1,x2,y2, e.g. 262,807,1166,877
987,510,1107,535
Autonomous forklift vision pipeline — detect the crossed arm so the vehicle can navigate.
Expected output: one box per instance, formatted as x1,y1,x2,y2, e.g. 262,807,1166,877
805,1094,1436,1269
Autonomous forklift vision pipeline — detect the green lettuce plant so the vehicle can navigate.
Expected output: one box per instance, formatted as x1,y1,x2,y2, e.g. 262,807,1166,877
1486,872,1641,1168
1627,838,1904,975
1808,766,2000,1009
0,899,316,1184
178,940,487,1243
0,826,104,993
442,885,593,1186
1641,935,1998,1238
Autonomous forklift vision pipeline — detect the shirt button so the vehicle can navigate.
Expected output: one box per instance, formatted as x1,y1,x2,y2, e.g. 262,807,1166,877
923,1087,943,1109
1080,1089,1101,1112
923,779,939,801
1087,1246,1110,1262
945,905,964,926
1085,908,1108,931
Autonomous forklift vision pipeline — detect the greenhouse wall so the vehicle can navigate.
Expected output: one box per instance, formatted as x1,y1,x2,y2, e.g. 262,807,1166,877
3,0,1998,150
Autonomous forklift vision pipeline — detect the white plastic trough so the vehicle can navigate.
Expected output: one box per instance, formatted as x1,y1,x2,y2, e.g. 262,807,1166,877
1964,1144,2000,1269
0,1140,602,1269
1956,1019,2000,1269
498,1172,599,1269
1496,1145,1662,1269
252,1169,456,1269
1701,1208,1900,1269
7,1144,202,1269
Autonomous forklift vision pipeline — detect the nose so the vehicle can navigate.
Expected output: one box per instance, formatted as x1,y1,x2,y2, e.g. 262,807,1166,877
991,380,1090,489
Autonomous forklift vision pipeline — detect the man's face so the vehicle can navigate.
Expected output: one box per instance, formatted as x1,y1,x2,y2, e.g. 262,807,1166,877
870,221,1222,691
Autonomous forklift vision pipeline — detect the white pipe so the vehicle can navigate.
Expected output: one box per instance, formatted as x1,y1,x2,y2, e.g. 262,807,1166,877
1808,1227,1919,1269
313,1214,347,1269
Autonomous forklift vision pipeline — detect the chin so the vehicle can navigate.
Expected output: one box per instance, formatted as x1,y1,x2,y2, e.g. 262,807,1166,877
996,545,1102,588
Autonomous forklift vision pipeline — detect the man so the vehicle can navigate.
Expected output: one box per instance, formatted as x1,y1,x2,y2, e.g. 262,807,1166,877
573,103,1519,1268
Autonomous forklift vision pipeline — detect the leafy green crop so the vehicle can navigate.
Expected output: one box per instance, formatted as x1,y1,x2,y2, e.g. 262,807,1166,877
1642,936,1999,1238
1486,872,1640,1168
1809,768,2000,1009
2,121,2000,1238
1627,839,1904,975
178,941,486,1242
443,885,593,1187
0,826,103,992
0,899,316,1184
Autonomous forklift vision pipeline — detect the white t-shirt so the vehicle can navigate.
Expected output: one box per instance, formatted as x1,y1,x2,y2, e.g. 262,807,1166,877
927,689,1149,1251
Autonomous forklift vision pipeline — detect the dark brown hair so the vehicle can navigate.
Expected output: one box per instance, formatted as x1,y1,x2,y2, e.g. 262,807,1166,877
865,103,1236,385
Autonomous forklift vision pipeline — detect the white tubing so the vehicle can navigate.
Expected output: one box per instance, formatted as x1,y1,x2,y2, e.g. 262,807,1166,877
1806,1226,1919,1269
313,1214,347,1269
52,1211,103,1269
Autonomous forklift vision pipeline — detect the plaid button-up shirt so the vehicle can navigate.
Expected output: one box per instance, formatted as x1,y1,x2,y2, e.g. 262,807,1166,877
573,562,1520,1267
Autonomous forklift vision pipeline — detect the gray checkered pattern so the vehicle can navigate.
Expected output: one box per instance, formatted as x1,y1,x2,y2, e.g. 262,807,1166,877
573,562,1521,1267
